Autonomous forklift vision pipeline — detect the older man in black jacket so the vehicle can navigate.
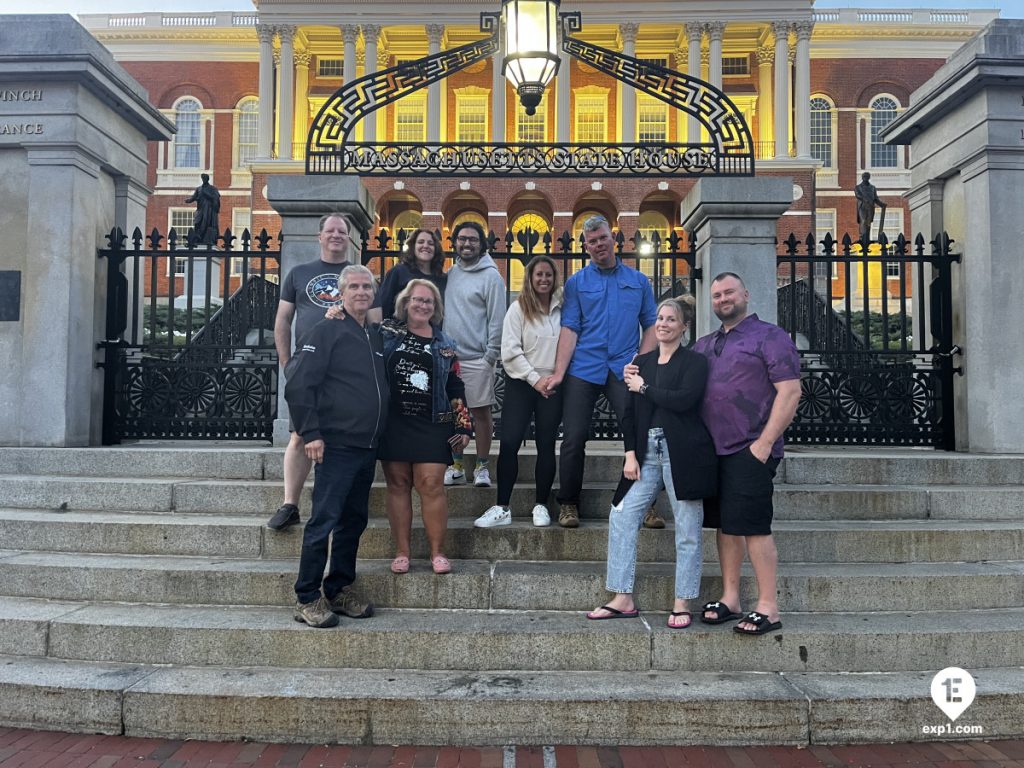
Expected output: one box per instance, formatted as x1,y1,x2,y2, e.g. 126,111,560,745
285,264,389,628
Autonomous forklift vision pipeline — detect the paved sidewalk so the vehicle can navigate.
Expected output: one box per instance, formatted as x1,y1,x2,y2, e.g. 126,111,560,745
1,730,1023,767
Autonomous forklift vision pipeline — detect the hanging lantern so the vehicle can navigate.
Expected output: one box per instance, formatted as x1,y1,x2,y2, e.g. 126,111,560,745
501,0,560,116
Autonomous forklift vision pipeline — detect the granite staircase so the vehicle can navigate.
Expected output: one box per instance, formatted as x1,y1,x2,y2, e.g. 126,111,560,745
0,445,1021,746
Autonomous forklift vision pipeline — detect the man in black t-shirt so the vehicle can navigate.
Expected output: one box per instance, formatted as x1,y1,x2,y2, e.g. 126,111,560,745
267,213,352,531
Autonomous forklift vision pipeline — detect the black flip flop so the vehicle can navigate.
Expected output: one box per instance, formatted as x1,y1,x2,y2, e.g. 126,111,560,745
733,611,782,636
587,605,640,620
700,600,742,624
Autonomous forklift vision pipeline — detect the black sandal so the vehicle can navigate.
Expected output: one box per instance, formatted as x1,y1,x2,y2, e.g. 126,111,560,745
700,600,742,624
733,611,782,636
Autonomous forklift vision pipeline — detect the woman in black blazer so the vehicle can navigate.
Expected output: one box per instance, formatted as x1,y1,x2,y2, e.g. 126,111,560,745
586,296,717,628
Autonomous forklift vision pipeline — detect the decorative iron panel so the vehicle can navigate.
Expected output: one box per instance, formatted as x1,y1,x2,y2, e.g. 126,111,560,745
776,231,960,449
99,226,281,443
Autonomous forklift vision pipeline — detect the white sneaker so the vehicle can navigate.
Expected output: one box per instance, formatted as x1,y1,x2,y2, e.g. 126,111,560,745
531,504,551,527
444,466,466,486
474,505,511,528
473,465,492,487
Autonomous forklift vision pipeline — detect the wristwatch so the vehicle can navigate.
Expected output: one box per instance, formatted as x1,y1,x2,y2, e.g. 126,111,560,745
639,384,648,395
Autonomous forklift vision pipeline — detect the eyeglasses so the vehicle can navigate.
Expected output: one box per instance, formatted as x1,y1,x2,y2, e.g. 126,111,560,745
713,332,727,357
410,296,435,306
456,236,480,244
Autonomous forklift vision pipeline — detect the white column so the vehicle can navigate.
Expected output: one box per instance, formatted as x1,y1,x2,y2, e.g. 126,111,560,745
556,27,570,142
674,47,687,142
706,21,725,90
362,25,381,143
426,24,444,143
685,22,703,143
756,46,774,158
293,51,311,159
620,24,638,143
794,21,814,158
277,25,296,160
341,25,359,85
772,21,791,158
256,24,275,158
493,29,508,142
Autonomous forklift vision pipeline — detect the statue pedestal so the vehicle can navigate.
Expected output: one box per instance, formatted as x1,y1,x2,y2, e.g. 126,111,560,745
886,19,1024,452
0,15,172,446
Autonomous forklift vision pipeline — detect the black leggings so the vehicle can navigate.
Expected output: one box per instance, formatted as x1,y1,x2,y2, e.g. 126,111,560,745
496,376,564,506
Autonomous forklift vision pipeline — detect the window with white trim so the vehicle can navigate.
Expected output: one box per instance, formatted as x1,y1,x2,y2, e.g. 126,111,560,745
516,102,546,143
810,96,833,168
173,98,202,168
815,209,838,277
637,94,668,143
575,92,607,143
395,94,426,143
882,209,905,276
230,208,252,276
168,209,195,275
235,97,259,167
317,58,344,77
869,95,899,168
722,56,750,75
456,94,488,143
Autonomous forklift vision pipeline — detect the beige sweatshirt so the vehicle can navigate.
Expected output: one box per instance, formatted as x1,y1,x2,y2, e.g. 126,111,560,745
500,291,563,386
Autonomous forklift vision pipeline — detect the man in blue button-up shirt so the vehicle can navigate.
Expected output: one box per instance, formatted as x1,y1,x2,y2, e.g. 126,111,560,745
544,215,657,528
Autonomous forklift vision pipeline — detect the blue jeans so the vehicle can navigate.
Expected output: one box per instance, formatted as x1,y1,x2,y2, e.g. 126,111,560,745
294,443,376,604
606,429,704,599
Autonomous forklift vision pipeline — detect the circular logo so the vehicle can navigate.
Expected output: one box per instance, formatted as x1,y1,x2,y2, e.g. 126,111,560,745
305,273,342,308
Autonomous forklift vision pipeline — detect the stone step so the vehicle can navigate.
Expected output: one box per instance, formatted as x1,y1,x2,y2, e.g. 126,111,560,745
3,596,1022,675
0,654,1019,745
3,510,1022,565
3,473,1022,520
4,446,1024,487
0,551,1020,612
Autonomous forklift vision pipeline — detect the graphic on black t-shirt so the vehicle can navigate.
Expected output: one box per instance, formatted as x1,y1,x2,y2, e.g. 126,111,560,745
390,336,434,419
305,273,342,307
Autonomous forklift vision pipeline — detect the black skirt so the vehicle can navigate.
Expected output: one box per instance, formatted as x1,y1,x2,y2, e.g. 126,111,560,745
377,414,453,464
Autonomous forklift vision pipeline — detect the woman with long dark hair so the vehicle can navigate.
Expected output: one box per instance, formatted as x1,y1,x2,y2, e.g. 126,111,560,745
376,228,447,320
474,255,563,528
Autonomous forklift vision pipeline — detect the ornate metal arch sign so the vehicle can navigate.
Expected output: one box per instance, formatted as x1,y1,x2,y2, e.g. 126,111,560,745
306,12,754,177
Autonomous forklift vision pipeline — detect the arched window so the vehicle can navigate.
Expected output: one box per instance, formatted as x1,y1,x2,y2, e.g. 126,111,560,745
393,209,423,240
810,96,834,168
636,210,672,290
235,97,259,167
174,98,202,168
870,95,899,168
508,212,551,291
450,210,488,239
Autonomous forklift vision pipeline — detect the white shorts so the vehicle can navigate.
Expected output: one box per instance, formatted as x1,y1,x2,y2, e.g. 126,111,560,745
458,358,497,409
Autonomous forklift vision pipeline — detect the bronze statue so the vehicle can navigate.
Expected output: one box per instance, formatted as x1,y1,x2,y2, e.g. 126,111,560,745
854,171,886,244
185,173,221,246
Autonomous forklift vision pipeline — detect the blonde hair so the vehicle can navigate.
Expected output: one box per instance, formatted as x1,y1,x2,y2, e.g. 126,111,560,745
394,278,444,325
657,294,695,326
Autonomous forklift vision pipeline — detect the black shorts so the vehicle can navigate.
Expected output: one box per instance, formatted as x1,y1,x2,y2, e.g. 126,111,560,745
703,447,780,536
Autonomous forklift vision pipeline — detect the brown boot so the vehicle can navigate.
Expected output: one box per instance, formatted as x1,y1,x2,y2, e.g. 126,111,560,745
558,503,580,528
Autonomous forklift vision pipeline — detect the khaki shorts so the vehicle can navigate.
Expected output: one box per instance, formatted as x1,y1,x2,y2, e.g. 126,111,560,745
458,358,497,409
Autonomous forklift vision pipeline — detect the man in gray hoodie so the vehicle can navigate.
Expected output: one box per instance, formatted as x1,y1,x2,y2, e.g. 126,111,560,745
442,221,507,487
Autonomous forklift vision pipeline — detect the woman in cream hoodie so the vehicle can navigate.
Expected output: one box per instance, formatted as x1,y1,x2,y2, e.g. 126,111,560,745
474,255,563,528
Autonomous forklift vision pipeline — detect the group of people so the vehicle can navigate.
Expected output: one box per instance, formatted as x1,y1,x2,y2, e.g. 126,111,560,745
271,212,801,636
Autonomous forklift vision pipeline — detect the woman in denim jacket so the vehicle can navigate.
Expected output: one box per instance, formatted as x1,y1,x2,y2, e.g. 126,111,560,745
378,279,473,575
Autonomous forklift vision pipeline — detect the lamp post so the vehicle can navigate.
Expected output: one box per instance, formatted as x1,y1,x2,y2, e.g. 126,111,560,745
501,0,560,115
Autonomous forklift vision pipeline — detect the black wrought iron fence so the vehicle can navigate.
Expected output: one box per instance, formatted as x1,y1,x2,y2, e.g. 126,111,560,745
98,226,281,443
776,231,960,448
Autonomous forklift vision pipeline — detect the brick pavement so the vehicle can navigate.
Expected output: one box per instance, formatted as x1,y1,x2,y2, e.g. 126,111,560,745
1,729,1022,767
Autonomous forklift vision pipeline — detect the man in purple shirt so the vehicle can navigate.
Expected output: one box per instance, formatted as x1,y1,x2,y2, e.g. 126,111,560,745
693,272,801,636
